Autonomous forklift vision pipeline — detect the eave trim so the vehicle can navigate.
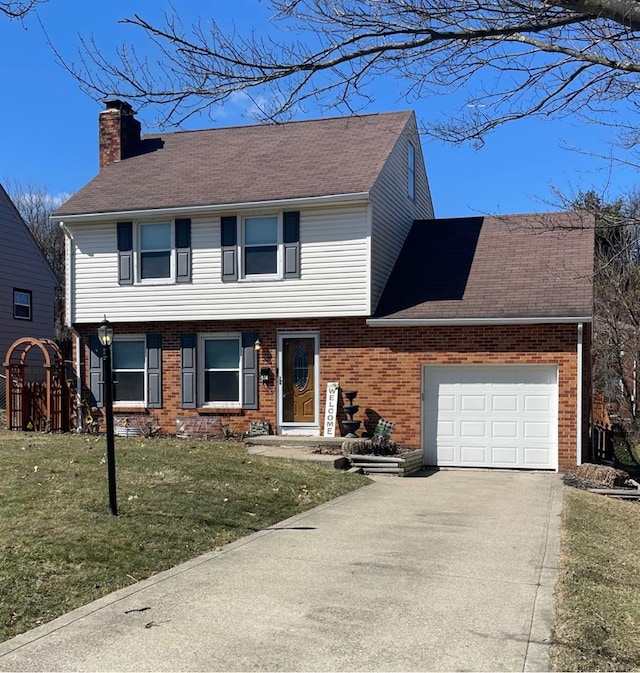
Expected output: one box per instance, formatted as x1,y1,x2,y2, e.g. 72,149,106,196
366,316,593,326
51,192,370,224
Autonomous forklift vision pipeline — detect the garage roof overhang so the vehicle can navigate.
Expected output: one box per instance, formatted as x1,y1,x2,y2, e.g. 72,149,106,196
366,316,592,326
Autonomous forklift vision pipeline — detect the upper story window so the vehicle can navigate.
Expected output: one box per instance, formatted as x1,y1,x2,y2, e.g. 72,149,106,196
140,222,172,279
117,219,191,286
13,289,32,320
244,216,279,276
408,143,416,200
221,211,300,282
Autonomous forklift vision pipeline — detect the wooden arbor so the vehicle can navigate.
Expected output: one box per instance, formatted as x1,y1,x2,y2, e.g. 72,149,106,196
4,337,70,432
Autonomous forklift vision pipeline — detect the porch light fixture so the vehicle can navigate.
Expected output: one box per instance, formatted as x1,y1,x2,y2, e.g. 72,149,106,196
97,316,117,516
97,315,114,347
254,338,262,351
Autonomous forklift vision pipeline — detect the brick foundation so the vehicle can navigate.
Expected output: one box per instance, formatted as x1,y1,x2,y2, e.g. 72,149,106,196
74,317,588,473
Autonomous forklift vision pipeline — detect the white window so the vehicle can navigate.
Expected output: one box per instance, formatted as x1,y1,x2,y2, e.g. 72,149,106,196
408,143,416,200
139,222,172,280
112,337,146,405
199,335,242,406
13,289,32,320
243,215,279,276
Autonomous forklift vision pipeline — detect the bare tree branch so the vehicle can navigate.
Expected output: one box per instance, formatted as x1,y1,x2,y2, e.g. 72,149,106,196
568,189,640,426
58,0,640,143
1,0,43,19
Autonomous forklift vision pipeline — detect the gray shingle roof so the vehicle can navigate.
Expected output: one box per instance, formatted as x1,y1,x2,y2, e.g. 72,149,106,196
54,111,414,216
374,213,594,320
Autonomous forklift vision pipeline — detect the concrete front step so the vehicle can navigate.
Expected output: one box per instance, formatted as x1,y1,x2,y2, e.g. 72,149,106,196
244,435,348,467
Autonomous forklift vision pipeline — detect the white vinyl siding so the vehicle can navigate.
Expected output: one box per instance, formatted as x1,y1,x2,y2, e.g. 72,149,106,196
369,114,434,312
69,203,370,323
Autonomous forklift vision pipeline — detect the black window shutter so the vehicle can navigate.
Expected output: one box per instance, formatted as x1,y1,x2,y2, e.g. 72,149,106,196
242,332,258,410
175,218,192,283
117,222,133,285
221,215,238,281
181,333,197,409
283,211,300,279
146,334,162,408
88,335,103,408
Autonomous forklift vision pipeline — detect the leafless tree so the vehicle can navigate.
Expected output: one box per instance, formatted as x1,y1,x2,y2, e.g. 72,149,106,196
67,0,640,144
5,179,64,279
1,0,43,19
576,190,640,428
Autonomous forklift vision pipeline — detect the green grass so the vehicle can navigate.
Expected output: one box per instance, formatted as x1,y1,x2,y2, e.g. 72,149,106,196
0,430,368,643
552,487,640,671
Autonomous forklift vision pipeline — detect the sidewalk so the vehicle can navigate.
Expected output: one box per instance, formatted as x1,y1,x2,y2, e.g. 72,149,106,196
0,470,562,672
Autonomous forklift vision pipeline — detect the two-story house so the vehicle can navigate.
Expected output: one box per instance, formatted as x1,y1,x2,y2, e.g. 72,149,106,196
0,183,58,366
53,100,593,472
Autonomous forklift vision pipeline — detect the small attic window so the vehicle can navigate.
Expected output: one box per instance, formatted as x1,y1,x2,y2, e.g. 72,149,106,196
408,143,416,200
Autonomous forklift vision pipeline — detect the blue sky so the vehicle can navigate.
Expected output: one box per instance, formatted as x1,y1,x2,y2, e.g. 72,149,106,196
0,1,637,217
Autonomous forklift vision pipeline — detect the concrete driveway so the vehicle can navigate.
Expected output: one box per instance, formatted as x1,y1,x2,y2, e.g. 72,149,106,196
0,470,562,672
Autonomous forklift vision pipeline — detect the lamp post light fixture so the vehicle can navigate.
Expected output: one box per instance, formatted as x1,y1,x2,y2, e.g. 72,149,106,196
97,316,117,516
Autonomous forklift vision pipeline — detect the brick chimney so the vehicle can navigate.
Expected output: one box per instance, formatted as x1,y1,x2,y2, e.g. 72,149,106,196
99,99,142,170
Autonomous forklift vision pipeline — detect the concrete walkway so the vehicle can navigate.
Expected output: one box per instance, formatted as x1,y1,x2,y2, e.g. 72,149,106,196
0,470,562,672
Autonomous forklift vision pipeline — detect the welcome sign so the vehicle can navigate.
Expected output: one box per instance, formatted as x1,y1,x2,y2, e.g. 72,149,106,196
323,382,340,437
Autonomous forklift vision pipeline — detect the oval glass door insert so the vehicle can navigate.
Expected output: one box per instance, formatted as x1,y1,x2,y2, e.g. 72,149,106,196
293,346,310,391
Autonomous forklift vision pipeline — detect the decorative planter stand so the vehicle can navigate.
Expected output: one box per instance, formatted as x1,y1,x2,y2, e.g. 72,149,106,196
341,390,361,438
348,449,424,477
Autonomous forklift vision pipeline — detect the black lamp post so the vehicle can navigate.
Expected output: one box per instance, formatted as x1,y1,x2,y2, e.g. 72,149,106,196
97,316,117,516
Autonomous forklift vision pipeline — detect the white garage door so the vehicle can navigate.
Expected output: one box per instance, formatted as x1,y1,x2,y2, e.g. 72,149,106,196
422,365,558,470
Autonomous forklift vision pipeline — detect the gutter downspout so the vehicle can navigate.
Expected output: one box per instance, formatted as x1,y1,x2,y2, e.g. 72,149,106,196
576,322,584,466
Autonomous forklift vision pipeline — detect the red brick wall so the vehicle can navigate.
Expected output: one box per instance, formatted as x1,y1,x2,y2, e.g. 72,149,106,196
75,318,586,472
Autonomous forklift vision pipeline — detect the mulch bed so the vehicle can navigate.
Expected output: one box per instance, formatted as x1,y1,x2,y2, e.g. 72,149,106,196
311,443,417,456
563,462,638,493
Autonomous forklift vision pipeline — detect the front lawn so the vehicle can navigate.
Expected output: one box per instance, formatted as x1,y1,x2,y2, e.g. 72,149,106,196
552,487,640,671
0,430,368,643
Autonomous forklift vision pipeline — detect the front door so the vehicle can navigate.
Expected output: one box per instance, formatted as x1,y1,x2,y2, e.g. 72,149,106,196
280,334,318,430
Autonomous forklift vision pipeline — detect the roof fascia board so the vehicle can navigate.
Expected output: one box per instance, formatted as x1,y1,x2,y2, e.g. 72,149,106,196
366,316,593,326
51,192,370,224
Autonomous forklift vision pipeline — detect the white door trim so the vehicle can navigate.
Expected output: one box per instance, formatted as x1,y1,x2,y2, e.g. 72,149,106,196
277,331,320,435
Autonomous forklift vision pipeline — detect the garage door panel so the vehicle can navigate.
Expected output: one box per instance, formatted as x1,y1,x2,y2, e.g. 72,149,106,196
492,421,518,438
460,420,487,437
461,395,486,412
437,420,455,437
439,395,456,412
491,447,519,465
493,395,518,412
438,445,455,462
524,395,551,412
524,421,552,439
460,445,487,463
523,447,554,466
423,365,558,470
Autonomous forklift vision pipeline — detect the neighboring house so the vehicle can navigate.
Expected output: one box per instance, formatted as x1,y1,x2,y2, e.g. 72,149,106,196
0,183,58,366
52,100,593,472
